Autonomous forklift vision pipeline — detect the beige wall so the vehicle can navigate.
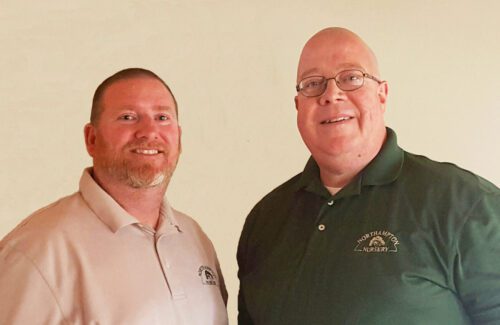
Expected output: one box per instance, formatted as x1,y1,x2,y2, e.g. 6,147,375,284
1,0,499,323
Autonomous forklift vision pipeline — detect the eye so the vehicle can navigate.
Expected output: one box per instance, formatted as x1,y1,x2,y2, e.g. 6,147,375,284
158,114,171,121
119,114,136,121
348,74,362,81
339,71,363,84
302,77,325,89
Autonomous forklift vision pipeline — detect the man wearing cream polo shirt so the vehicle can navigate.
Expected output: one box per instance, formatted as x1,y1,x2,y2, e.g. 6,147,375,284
0,68,228,324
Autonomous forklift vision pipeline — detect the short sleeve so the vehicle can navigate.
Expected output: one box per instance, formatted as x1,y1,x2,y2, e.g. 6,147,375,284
237,207,257,325
0,244,66,324
454,192,500,324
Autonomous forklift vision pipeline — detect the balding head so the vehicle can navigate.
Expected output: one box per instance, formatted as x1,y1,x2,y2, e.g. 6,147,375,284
294,27,388,187
297,27,381,82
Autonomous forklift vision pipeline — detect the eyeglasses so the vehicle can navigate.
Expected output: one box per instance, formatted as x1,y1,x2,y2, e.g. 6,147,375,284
296,69,383,97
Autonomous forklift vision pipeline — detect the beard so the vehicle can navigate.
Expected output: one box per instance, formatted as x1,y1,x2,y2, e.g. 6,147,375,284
94,139,179,189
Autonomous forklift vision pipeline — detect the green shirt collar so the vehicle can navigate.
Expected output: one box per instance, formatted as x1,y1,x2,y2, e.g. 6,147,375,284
296,127,404,198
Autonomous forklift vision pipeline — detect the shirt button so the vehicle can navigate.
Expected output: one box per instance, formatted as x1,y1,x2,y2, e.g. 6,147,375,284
318,224,326,231
327,200,335,206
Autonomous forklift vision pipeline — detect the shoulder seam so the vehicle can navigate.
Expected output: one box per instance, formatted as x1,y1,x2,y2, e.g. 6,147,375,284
449,193,488,291
2,244,69,324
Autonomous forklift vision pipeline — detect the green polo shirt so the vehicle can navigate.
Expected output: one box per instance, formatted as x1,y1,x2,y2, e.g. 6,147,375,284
237,128,500,325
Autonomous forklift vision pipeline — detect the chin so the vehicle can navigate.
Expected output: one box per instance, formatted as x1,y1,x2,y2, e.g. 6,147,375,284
306,137,355,156
127,172,167,188
125,163,175,189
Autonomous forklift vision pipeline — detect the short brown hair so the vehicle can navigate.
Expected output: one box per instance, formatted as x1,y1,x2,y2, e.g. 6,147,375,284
90,68,178,124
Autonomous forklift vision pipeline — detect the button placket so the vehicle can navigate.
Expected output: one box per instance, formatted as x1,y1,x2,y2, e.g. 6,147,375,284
155,234,186,300
316,198,335,232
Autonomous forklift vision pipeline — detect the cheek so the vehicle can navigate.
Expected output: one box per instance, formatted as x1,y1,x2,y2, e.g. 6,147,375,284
297,104,316,124
95,130,129,152
296,111,311,136
352,94,381,120
94,138,114,157
98,135,118,149
162,127,181,145
296,111,319,149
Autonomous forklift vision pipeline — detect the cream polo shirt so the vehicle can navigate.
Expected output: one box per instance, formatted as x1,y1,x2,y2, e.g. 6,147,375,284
0,169,228,325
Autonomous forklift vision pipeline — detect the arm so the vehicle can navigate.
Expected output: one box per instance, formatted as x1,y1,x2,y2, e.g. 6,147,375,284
215,256,229,306
237,208,256,325
238,287,254,325
454,192,500,324
0,245,67,325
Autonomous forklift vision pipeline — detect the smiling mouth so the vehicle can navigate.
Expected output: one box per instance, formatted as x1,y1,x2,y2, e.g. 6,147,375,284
132,149,163,155
320,116,353,125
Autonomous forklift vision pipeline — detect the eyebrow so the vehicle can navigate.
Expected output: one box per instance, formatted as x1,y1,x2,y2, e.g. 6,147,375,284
118,105,174,112
299,64,365,80
153,105,175,112
299,68,320,80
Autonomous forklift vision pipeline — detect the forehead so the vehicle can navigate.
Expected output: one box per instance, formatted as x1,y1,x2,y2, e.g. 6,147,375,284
101,77,175,111
297,31,376,79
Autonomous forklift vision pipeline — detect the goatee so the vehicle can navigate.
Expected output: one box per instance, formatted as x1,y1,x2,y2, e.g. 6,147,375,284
95,140,178,189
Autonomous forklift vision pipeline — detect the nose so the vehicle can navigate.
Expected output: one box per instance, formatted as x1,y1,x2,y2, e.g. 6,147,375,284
135,117,159,140
318,79,345,106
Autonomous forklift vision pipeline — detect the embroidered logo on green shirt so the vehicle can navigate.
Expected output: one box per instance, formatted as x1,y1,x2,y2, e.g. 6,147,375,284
354,230,399,253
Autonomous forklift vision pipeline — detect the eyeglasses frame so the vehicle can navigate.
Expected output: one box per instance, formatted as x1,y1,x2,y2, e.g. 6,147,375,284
296,69,384,97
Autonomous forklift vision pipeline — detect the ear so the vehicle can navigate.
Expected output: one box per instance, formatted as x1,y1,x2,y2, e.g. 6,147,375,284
178,125,183,154
84,123,97,157
294,96,299,111
377,82,389,111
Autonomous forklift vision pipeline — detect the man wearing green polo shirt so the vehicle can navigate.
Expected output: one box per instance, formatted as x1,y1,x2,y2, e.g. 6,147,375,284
237,27,500,324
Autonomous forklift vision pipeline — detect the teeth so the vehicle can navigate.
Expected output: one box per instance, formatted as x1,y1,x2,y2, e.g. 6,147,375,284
322,117,351,124
135,149,159,155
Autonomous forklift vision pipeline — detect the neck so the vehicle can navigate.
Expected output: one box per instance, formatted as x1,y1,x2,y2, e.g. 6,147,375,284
317,131,386,189
92,169,167,229
318,152,376,188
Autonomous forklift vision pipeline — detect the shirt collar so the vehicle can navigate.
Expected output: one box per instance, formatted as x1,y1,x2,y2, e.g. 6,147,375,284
295,127,404,197
156,201,182,235
79,168,181,234
360,127,404,186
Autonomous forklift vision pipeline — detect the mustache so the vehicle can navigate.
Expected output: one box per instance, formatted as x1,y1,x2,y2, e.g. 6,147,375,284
124,140,168,152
